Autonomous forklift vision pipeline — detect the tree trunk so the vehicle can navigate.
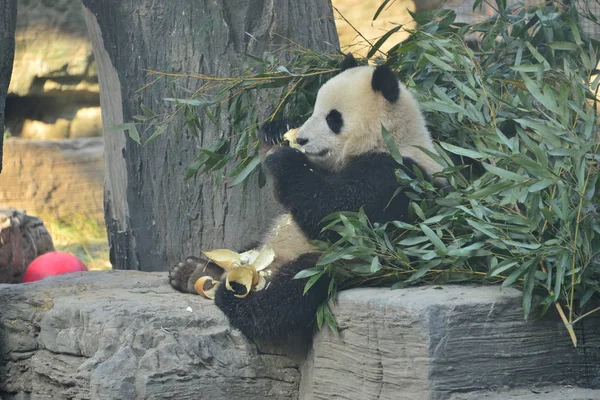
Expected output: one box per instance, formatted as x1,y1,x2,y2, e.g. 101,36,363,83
0,0,17,174
82,1,339,271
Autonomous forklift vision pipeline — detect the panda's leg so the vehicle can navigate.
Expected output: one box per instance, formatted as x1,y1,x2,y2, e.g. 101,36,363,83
169,242,260,294
214,252,330,341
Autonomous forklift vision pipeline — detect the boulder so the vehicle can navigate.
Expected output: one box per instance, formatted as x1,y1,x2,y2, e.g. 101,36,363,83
0,271,301,399
301,286,600,400
0,208,54,284
1,275,598,399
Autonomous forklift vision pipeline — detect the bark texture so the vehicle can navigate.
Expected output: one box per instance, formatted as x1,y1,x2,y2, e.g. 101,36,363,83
82,0,339,271
0,0,17,174
0,208,54,284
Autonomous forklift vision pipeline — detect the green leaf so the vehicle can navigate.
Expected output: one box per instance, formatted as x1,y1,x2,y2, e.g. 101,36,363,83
466,219,499,239
144,124,167,146
372,0,393,21
419,224,446,253
482,163,527,182
317,247,356,266
294,268,323,280
381,124,403,165
107,123,141,145
398,236,429,246
553,251,569,301
367,25,403,58
324,304,338,334
522,264,537,318
303,271,325,295
406,264,433,283
370,256,381,273
440,142,485,159
163,97,217,107
502,261,531,287
547,42,579,51
446,243,490,257
316,303,325,329
424,54,455,72
489,260,519,277
528,179,554,193
231,156,261,186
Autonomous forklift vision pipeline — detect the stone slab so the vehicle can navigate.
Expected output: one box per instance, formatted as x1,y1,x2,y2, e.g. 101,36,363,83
0,271,300,399
301,286,600,400
450,386,600,400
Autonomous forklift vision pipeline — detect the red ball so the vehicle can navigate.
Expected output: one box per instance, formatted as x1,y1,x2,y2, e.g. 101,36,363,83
23,251,88,283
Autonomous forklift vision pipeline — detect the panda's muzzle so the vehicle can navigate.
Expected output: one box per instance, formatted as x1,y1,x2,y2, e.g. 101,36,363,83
305,148,330,157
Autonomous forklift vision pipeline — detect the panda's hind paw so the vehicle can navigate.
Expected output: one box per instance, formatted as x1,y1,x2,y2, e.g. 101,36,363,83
169,256,222,294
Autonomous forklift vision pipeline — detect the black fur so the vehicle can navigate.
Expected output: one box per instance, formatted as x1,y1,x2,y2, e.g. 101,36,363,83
214,252,329,340
263,146,418,242
212,148,422,340
259,120,303,145
371,65,400,103
326,109,343,134
341,53,359,71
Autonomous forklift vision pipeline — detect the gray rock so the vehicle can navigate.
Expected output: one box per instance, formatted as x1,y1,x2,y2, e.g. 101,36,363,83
0,271,300,399
450,386,600,400
2,277,599,399
302,286,600,400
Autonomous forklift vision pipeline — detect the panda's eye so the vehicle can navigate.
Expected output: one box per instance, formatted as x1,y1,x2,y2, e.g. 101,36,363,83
326,109,343,134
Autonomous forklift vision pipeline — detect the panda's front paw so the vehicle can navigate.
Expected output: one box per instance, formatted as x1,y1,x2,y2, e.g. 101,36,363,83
259,120,301,146
264,146,308,177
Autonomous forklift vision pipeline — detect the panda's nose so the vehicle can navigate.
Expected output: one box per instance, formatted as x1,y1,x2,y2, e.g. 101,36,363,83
296,137,309,146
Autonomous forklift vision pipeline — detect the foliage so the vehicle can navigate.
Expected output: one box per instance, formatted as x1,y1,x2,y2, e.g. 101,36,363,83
133,1,600,344
310,1,600,344
122,49,340,188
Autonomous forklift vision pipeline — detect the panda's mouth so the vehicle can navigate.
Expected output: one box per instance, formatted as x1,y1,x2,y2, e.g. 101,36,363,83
305,149,330,158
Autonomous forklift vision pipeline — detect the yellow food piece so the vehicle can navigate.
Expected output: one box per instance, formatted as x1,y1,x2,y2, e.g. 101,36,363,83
202,246,276,299
225,266,257,299
252,247,275,272
202,249,242,270
283,128,305,152
194,276,220,299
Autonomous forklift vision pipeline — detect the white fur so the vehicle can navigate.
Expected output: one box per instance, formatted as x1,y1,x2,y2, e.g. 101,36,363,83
296,66,442,174
261,214,316,264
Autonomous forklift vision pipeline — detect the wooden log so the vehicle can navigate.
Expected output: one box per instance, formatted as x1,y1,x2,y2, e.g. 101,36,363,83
0,208,54,283
0,0,17,173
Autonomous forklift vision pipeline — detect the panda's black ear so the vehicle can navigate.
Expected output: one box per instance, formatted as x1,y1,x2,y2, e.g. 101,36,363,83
371,65,400,103
341,53,359,71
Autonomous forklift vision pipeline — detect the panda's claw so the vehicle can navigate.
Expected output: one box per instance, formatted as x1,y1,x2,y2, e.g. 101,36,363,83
259,120,301,146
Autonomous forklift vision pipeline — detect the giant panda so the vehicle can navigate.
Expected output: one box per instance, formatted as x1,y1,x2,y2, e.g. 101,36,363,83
169,54,444,340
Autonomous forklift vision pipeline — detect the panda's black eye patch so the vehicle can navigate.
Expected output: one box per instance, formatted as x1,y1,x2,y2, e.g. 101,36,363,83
326,109,343,134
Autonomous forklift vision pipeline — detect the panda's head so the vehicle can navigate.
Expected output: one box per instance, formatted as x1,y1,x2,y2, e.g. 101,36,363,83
296,54,441,174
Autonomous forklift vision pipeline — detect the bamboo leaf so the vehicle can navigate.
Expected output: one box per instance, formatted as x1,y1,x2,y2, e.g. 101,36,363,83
231,156,261,186
381,124,403,165
420,224,446,253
